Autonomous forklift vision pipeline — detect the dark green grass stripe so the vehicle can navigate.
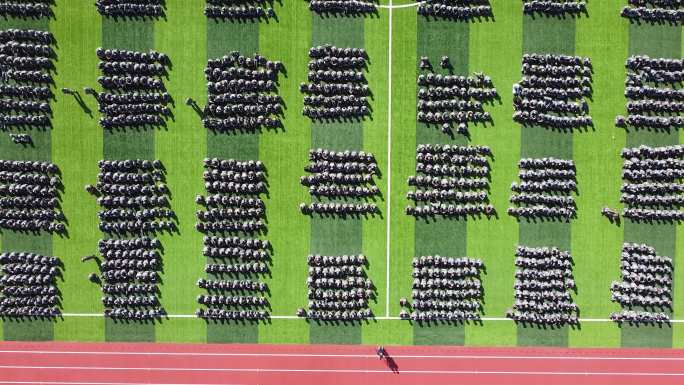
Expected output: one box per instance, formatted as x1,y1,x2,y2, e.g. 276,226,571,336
412,18,469,346
308,15,364,345
517,15,575,348
101,18,156,343
205,21,260,344
0,16,54,342
621,23,680,349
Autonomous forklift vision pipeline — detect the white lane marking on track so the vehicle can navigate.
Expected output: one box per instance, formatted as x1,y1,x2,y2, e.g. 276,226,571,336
1,365,684,376
2,351,684,361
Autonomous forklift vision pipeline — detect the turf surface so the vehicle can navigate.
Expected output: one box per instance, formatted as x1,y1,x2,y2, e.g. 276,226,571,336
0,1,683,348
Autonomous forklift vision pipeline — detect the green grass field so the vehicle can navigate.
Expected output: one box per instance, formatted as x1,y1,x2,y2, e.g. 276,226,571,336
1,0,684,348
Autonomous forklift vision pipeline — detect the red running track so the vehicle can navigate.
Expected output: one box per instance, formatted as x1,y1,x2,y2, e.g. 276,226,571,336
0,341,684,385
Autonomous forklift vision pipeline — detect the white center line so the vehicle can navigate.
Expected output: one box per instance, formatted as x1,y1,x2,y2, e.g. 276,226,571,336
385,0,394,318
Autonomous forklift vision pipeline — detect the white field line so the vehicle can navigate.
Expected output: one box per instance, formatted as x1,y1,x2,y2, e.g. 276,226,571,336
4,350,684,361
385,0,393,318
377,1,425,9
1,365,684,377
57,313,684,323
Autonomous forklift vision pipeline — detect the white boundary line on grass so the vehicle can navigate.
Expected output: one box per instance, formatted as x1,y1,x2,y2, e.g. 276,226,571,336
384,0,393,318
56,313,684,323
377,1,425,9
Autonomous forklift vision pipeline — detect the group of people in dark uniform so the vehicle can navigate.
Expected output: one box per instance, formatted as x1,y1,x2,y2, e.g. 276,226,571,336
513,53,593,131
301,45,371,122
417,55,497,136
620,144,684,223
507,246,579,327
300,148,381,217
205,0,276,21
195,158,271,322
204,51,284,133
621,1,684,24
297,254,375,321
406,144,495,219
616,56,684,131
96,0,165,18
95,48,171,130
508,157,578,222
610,242,673,325
400,255,485,323
0,251,62,319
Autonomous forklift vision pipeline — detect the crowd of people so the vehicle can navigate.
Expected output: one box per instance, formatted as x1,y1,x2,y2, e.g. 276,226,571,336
205,0,276,21
417,55,497,136
0,29,55,143
98,237,166,321
301,45,371,122
610,243,672,325
195,158,271,322
0,160,64,234
506,246,579,327
96,0,165,18
96,48,171,130
203,51,284,133
406,144,495,218
508,157,577,221
417,0,493,21
400,255,484,323
0,1,52,18
619,144,684,222
85,160,174,321
307,0,377,16
297,254,375,321
0,251,62,318
616,56,684,131
522,0,587,16
513,53,593,131
300,148,380,217
621,1,684,24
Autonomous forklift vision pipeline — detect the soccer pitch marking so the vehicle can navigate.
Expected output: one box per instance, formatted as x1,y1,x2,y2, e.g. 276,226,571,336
57,313,684,323
377,2,425,9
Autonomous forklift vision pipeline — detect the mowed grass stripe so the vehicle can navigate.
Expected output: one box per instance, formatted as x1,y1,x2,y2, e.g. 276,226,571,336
465,0,521,347
51,1,105,343
205,20,260,344
0,16,53,342
257,0,311,344
412,18,469,346
308,15,364,345
388,4,418,346
517,15,575,347
621,23,681,349
102,17,156,343
569,0,626,348
154,0,206,344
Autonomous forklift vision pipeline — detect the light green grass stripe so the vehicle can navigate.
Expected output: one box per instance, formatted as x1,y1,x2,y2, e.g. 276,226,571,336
620,23,681,349
360,6,390,346
387,3,418,345
309,15,364,345
0,16,53,342
101,18,156,343
412,18,469,346
568,0,626,349
517,15,575,348
153,0,207,344
257,1,310,344
205,20,260,344
465,0,521,347
51,1,105,343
